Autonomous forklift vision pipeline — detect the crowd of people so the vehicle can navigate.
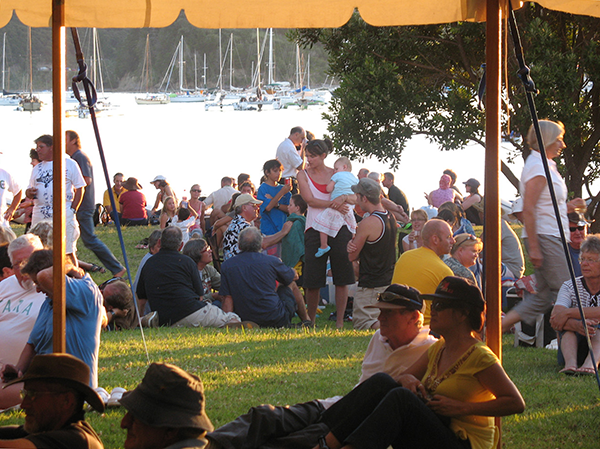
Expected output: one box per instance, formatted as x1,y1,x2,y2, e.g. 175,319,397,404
0,120,598,448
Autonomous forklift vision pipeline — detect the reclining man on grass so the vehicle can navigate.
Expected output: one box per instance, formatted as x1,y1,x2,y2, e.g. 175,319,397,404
205,284,437,449
0,353,105,449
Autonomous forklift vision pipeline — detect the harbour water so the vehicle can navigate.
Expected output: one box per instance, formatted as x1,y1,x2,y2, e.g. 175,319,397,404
0,93,523,211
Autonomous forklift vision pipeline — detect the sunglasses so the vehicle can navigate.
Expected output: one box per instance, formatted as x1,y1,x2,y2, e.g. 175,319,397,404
99,276,122,291
431,300,456,312
190,189,201,193
570,226,586,232
378,291,406,303
453,234,478,251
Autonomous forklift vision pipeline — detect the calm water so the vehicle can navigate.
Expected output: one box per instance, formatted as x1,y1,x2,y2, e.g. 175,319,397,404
0,93,522,210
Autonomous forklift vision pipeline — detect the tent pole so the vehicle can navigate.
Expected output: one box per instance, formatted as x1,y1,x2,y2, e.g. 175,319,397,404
486,0,504,445
52,0,66,354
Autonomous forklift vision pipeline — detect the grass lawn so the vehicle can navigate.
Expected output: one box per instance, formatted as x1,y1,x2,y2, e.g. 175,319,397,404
1,224,599,448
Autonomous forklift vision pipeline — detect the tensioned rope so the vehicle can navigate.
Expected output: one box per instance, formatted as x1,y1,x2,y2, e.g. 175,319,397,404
507,1,600,391
69,28,151,364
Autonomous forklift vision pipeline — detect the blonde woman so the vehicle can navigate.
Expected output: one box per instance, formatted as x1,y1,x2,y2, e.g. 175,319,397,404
503,120,570,332
402,209,428,252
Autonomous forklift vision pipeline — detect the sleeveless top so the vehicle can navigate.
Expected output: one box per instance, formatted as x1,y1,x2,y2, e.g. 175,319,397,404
304,170,330,230
359,210,397,288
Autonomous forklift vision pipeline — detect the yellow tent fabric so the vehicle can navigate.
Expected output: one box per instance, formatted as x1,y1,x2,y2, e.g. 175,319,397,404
0,0,491,29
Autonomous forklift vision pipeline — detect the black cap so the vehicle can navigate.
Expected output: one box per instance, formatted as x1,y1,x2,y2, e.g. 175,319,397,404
422,276,485,311
365,284,423,311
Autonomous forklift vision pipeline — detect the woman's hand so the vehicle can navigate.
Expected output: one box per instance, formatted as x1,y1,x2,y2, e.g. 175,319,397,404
397,374,427,397
331,195,350,214
427,395,467,417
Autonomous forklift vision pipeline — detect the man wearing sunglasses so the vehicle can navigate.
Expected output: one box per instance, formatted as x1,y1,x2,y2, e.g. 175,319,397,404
206,284,436,449
567,211,590,277
0,353,104,448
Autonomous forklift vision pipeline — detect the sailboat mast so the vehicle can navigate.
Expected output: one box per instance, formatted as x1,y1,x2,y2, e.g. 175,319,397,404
194,53,198,91
268,28,274,85
307,54,310,90
218,29,223,91
255,28,261,89
229,33,233,91
28,27,33,96
295,44,300,89
2,33,6,91
203,53,207,89
179,35,184,92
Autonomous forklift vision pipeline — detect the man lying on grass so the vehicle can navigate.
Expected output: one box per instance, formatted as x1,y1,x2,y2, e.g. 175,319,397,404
205,284,437,449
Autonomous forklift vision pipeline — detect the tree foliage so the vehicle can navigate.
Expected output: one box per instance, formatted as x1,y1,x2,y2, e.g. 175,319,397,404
293,5,600,201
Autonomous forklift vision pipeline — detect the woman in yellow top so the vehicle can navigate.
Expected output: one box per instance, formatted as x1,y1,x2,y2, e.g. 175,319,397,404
314,277,525,449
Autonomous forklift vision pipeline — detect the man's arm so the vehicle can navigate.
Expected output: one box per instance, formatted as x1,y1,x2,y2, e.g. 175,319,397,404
347,215,380,262
4,190,22,222
222,295,234,313
1,343,37,381
71,187,83,211
0,438,37,448
262,221,293,248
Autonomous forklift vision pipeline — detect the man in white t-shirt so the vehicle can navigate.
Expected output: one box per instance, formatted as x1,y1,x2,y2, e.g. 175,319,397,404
276,126,306,180
25,134,86,264
204,177,238,214
0,168,22,228
0,235,46,367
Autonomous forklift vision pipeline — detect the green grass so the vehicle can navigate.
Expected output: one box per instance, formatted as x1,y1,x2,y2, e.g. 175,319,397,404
2,224,599,448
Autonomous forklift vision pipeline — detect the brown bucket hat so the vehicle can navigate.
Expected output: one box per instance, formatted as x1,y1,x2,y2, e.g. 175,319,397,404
120,363,214,431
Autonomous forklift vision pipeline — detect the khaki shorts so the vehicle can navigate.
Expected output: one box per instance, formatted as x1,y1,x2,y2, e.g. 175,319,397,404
173,304,241,328
66,208,80,255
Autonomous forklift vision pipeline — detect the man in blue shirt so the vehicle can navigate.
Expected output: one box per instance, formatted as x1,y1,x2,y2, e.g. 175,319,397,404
220,226,299,327
0,249,103,410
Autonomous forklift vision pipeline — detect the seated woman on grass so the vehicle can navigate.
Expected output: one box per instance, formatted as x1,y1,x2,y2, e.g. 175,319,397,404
314,276,525,449
551,234,600,376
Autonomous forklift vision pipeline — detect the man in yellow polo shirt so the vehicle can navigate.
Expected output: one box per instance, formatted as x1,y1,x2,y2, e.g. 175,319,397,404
103,172,127,222
391,219,454,325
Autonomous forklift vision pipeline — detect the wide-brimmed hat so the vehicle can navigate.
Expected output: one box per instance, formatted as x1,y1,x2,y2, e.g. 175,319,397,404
568,211,593,227
150,175,166,183
463,178,480,189
123,177,143,191
234,193,262,208
365,284,423,311
351,178,381,201
4,353,104,412
120,363,214,431
422,276,485,311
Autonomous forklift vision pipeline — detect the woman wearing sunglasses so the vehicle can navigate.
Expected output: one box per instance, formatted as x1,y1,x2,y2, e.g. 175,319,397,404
313,277,525,449
444,233,482,286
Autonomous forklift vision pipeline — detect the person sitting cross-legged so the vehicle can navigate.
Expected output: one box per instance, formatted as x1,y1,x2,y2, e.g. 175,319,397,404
220,226,308,328
136,226,241,328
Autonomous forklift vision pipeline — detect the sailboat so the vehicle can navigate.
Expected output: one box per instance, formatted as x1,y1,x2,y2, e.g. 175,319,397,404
0,33,21,106
135,34,169,105
163,36,207,103
20,27,42,112
67,28,117,117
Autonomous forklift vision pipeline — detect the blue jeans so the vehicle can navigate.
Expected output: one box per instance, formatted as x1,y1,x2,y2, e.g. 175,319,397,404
77,208,124,275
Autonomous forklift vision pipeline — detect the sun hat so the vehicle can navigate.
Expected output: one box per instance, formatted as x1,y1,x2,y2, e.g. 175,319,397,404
4,353,104,413
234,193,262,208
119,363,214,431
150,175,167,183
123,177,143,191
365,284,423,311
508,197,523,220
351,178,381,202
422,276,485,311
568,211,592,226
463,178,480,189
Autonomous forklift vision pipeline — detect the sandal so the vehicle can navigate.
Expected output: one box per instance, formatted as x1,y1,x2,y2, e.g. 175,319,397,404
559,366,577,376
87,263,106,274
576,367,596,376
318,436,330,449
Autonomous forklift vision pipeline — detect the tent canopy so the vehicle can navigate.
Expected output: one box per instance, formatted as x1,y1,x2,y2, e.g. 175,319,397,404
2,0,518,28
2,0,600,29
